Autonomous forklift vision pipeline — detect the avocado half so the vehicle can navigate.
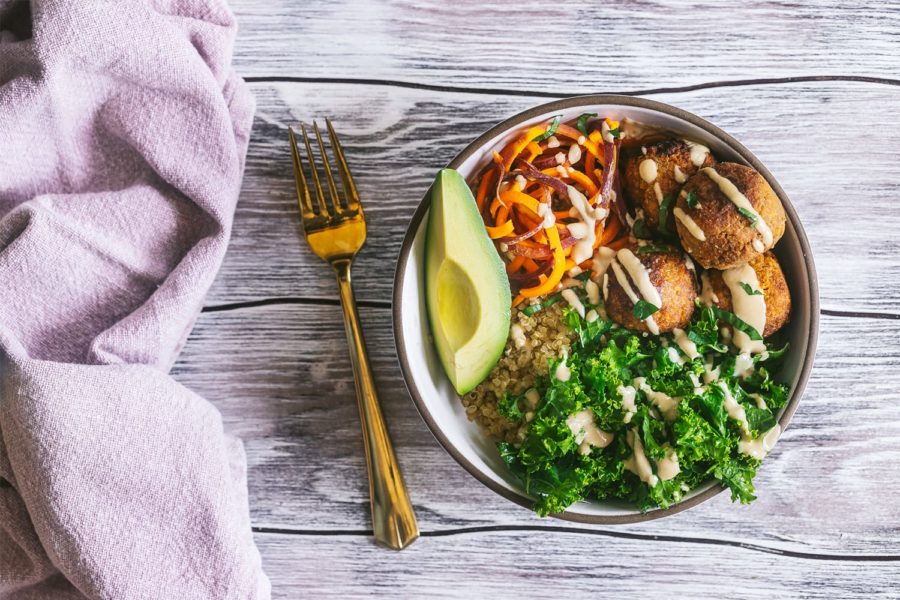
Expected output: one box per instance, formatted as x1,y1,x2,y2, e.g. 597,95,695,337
425,168,512,395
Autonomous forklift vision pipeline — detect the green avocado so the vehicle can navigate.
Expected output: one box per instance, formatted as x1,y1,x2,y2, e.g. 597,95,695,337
425,168,511,395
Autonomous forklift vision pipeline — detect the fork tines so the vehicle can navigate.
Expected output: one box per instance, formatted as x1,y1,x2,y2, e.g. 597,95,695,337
288,119,361,219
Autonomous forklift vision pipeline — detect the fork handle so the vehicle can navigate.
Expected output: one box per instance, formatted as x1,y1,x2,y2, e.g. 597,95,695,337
333,259,419,550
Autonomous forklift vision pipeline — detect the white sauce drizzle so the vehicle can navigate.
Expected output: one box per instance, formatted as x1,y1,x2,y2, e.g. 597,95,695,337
653,182,664,205
634,377,680,421
749,392,767,409
591,246,616,281
703,356,721,383
555,357,571,382
567,222,589,239
717,381,750,435
673,207,707,241
601,120,615,144
739,425,782,460
623,429,658,487
639,159,658,183
567,185,597,265
673,165,687,184
684,140,711,167
702,167,774,247
656,446,681,481
537,201,556,229
610,257,660,335
554,152,566,165
561,289,586,319
568,144,582,165
699,272,719,306
734,352,755,379
510,324,526,348
514,174,527,191
722,263,767,355
566,409,614,455
618,384,637,424
585,279,600,305
672,327,700,360
667,346,685,366
546,135,560,148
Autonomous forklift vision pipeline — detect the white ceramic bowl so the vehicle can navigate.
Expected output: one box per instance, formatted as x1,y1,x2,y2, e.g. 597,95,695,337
393,95,819,523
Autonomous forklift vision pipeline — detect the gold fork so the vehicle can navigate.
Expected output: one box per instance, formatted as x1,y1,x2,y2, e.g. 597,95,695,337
288,120,419,550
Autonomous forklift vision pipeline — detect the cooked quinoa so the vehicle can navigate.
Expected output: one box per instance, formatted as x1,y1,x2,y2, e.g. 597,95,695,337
460,303,575,443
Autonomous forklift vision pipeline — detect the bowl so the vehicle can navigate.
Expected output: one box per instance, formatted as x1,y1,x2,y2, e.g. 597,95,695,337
392,95,819,523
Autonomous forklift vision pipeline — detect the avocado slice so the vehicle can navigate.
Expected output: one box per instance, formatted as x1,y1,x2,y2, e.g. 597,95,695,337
425,168,511,395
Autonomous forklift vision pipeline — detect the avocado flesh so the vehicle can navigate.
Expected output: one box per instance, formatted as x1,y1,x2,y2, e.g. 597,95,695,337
425,168,511,395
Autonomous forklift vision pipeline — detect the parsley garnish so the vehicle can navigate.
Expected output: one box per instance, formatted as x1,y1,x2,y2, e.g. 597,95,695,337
633,300,660,320
523,293,562,316
534,115,562,142
711,306,762,340
636,244,671,254
739,282,763,296
658,194,675,232
686,190,700,209
576,112,598,136
737,206,759,227
632,217,653,239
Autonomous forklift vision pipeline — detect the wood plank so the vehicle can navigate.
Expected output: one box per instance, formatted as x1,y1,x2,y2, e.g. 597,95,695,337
208,80,900,315
171,304,900,554
253,530,899,600
229,0,900,89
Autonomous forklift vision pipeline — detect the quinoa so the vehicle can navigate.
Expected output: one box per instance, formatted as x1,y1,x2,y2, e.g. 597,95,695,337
460,302,575,444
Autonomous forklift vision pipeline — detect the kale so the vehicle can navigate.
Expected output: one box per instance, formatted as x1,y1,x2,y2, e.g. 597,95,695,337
496,297,791,517
497,391,525,422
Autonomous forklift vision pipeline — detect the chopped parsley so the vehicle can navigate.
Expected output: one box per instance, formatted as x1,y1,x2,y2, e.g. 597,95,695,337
710,305,763,341
632,218,653,239
636,244,672,255
737,206,759,227
497,303,789,516
535,115,562,142
576,113,598,136
633,300,660,320
658,194,675,233
686,190,700,209
739,282,763,296
523,293,562,316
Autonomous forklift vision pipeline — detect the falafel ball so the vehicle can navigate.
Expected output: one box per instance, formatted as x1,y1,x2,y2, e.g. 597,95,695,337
674,162,786,270
604,243,697,334
706,252,791,337
621,138,716,231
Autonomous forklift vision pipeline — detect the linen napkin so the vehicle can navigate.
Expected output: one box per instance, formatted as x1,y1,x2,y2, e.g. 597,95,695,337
0,0,270,597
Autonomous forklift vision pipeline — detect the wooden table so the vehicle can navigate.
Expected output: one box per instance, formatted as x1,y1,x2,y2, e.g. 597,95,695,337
172,2,900,596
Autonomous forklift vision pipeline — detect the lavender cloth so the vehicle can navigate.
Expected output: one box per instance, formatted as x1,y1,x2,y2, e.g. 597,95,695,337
0,0,270,597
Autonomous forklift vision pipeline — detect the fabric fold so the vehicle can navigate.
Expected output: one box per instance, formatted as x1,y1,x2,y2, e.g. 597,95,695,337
0,0,269,597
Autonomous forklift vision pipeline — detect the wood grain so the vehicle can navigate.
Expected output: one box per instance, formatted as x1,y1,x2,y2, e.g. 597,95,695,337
207,80,900,315
171,304,900,555
190,2,900,593
253,530,900,600
229,0,900,91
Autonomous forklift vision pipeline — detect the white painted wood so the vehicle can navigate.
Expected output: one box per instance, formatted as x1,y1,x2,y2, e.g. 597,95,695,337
172,306,900,556
253,530,899,600
229,0,900,90
209,80,900,314
171,1,900,595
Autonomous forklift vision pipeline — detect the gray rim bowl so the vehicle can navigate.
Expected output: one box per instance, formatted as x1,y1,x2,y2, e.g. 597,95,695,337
392,95,819,524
